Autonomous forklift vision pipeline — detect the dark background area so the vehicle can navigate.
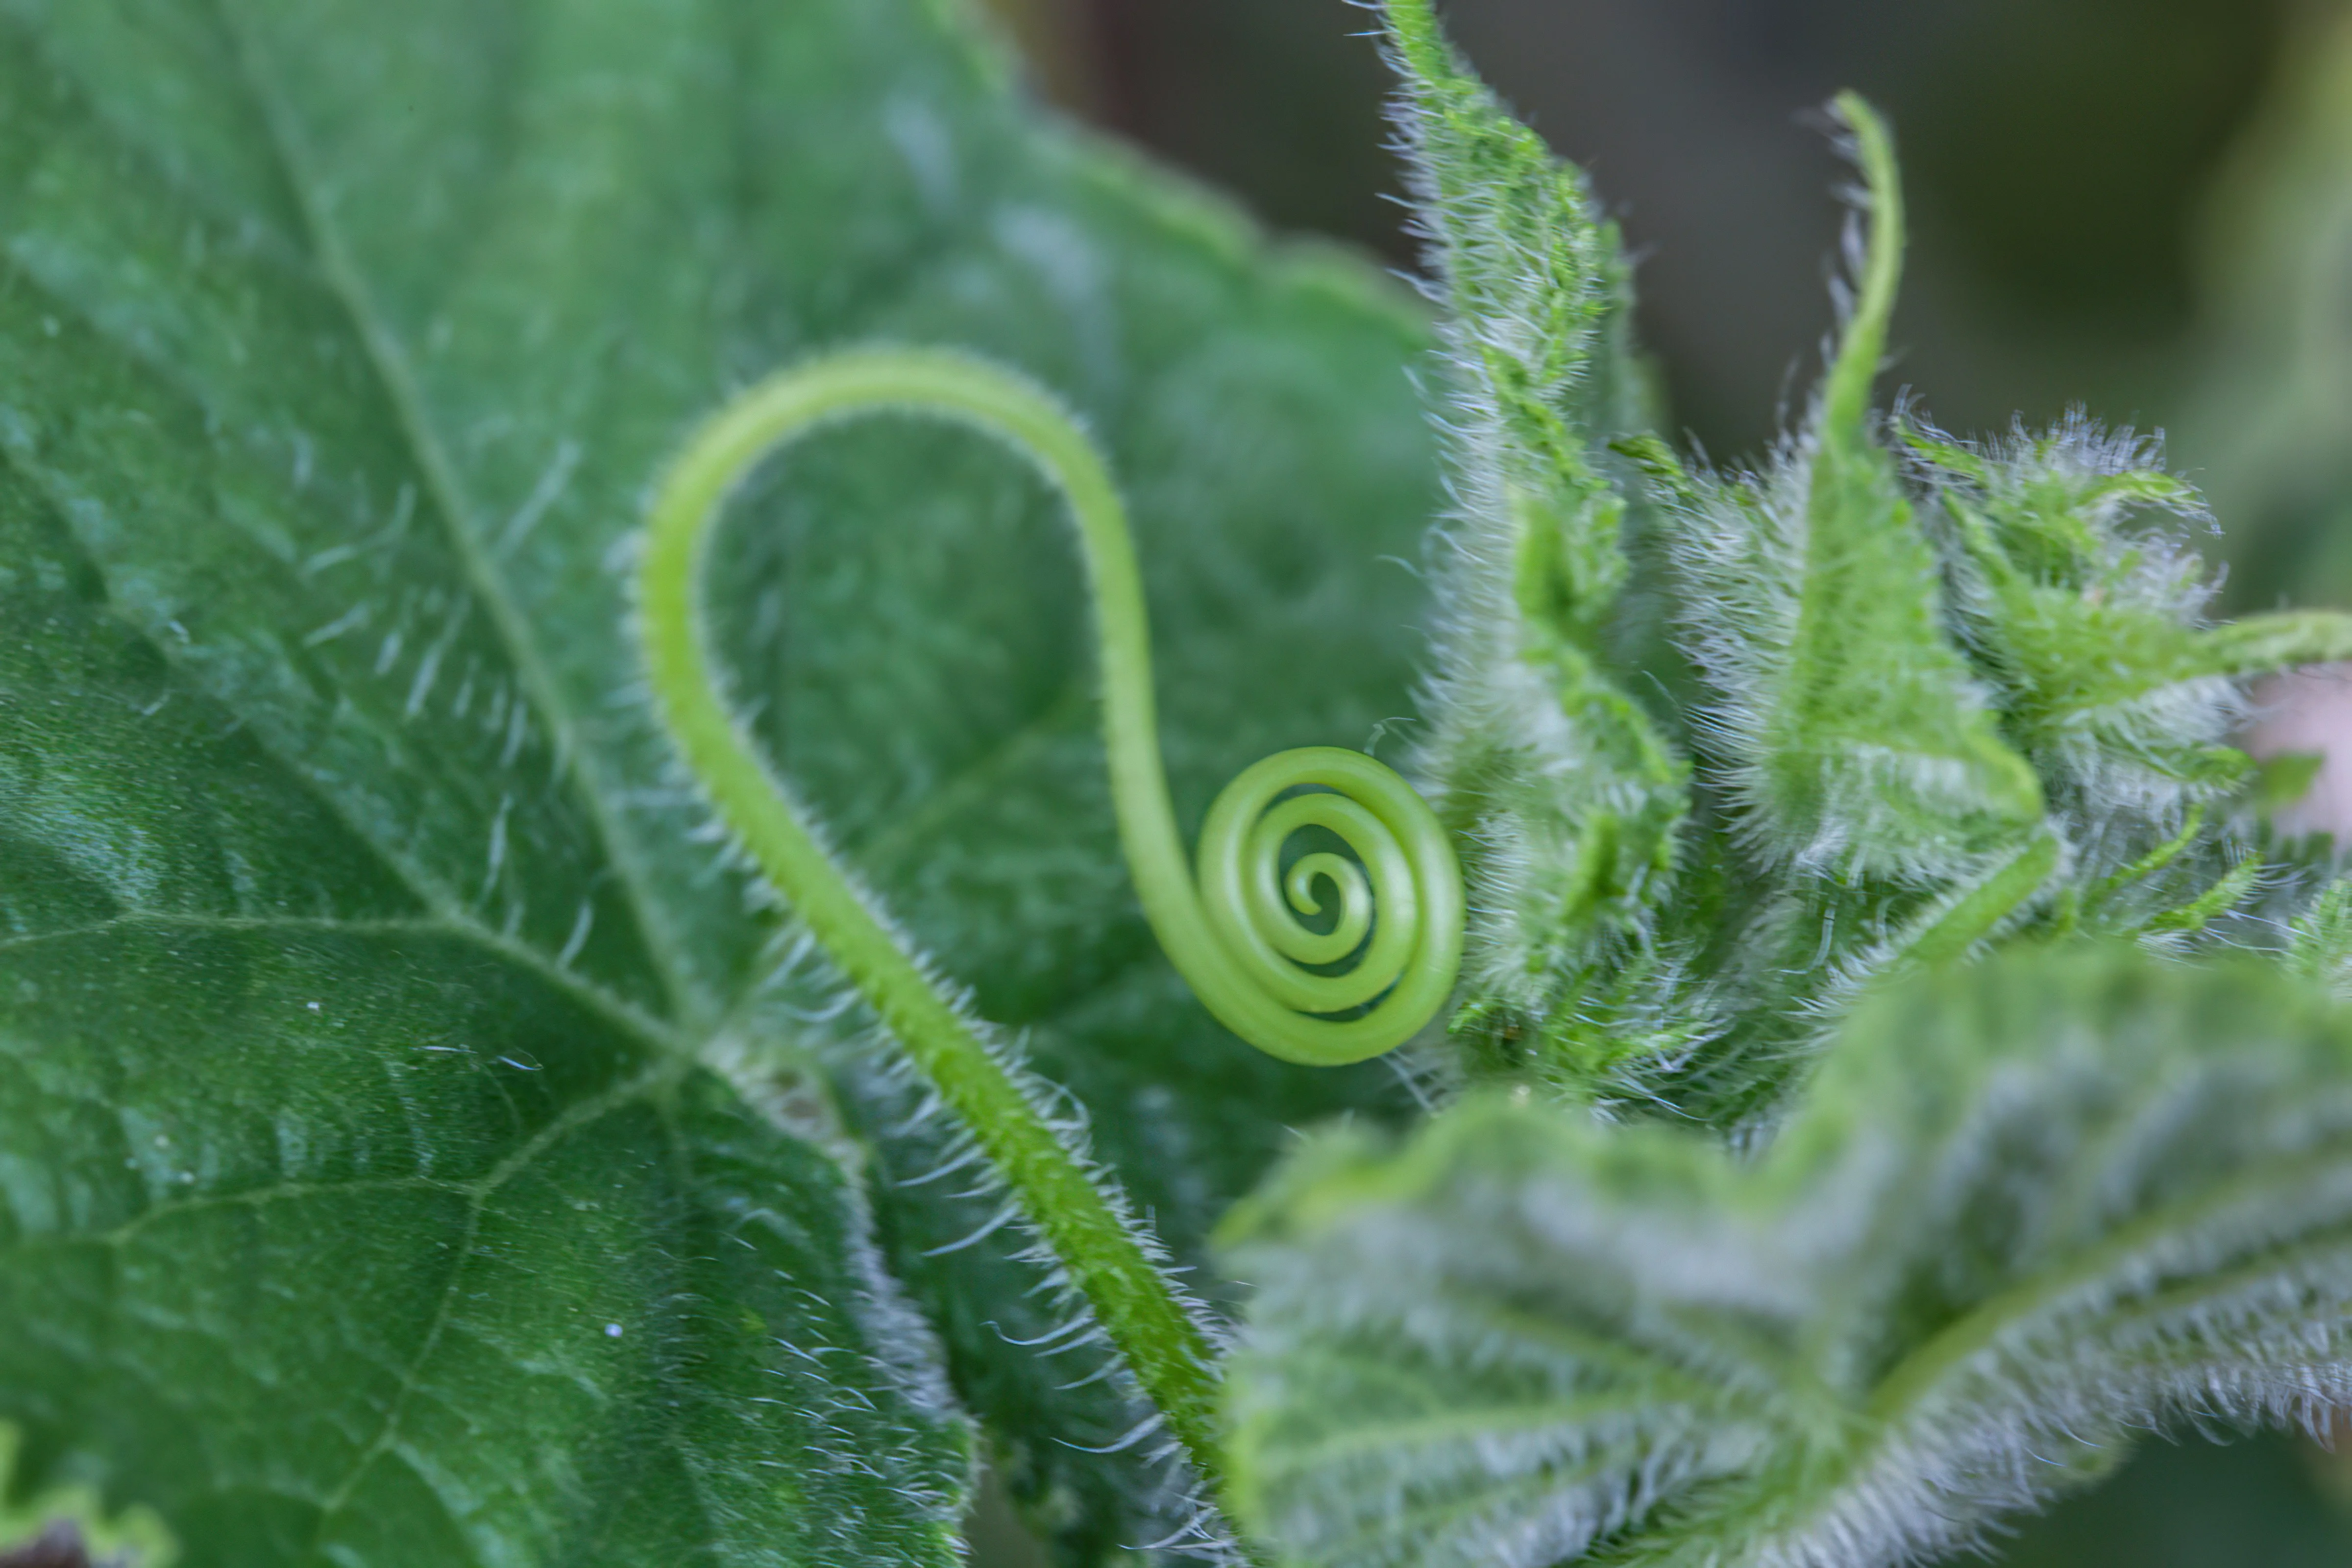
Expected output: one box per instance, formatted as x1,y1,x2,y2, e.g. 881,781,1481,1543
990,0,2292,460
969,0,2352,1563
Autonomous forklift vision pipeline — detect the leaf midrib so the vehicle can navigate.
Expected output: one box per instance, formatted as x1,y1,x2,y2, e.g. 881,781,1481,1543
0,244,687,1046
204,0,705,1024
1828,1133,2352,1528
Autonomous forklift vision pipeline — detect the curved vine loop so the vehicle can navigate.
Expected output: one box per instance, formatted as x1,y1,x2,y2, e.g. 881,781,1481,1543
638,346,1463,1067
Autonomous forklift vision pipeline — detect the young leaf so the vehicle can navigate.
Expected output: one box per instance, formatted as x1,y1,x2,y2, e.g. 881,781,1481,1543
1909,422,2352,834
1383,0,1689,1028
1371,24,2351,1132
0,0,1441,1555
1671,99,2042,882
1224,945,2352,1568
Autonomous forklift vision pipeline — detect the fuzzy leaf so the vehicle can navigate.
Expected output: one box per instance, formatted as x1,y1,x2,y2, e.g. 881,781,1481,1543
1672,100,2041,881
1385,0,1688,1030
0,0,1439,1557
1225,945,2352,1568
1911,423,2352,827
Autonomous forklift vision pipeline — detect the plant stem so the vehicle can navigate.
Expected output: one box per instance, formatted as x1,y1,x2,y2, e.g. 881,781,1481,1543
637,345,1460,1509
638,348,1228,1489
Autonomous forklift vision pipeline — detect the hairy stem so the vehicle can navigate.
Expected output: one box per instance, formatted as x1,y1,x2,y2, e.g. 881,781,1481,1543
1823,92,1904,438
637,345,1462,1503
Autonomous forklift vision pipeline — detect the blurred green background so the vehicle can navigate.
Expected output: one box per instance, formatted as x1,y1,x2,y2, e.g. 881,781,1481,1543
970,0,2352,1561
989,0,2352,613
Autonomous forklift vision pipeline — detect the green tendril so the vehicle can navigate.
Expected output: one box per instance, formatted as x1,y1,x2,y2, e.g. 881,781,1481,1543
637,344,1465,1496
1825,91,1904,436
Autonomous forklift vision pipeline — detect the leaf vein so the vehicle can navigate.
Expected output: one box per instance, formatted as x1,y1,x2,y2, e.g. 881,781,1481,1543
203,0,704,1024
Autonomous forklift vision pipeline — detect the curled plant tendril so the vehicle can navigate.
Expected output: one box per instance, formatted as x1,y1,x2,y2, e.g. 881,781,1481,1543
638,346,1463,1070
1191,750,1464,1063
637,347,1460,1506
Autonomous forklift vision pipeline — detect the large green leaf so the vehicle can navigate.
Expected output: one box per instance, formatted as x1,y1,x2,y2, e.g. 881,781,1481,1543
0,471,969,1563
1224,946,2352,1568
0,0,1439,1556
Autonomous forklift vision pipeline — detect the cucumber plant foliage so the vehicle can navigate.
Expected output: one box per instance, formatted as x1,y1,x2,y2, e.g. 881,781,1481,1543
1227,6,2352,1567
5,1,2352,1568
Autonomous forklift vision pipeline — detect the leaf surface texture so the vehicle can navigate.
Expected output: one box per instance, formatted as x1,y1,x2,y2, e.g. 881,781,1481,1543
1227,948,2352,1568
0,0,1441,1557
